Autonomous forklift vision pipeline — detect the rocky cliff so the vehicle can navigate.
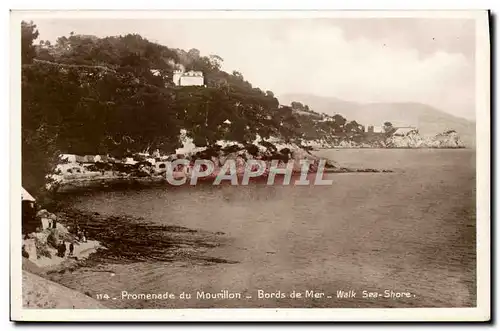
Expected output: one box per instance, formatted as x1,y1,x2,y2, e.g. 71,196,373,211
386,129,465,148
48,133,394,192
303,129,466,149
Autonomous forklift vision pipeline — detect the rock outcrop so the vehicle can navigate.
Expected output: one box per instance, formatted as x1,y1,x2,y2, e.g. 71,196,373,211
48,134,348,192
23,209,102,269
303,129,466,149
386,129,465,148
23,271,105,309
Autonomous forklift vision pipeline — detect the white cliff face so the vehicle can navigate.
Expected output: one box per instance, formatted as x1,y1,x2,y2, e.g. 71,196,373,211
175,129,208,155
306,129,466,149
431,130,466,148
387,129,425,148
387,130,465,148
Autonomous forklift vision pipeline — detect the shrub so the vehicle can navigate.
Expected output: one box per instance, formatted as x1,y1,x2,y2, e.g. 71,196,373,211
34,237,52,259
46,230,58,248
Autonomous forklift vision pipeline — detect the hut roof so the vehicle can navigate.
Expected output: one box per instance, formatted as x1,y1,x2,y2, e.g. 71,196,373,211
21,187,35,201
98,155,110,163
74,155,86,163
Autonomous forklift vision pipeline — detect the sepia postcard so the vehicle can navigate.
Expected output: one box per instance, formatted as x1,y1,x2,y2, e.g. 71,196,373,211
10,9,490,322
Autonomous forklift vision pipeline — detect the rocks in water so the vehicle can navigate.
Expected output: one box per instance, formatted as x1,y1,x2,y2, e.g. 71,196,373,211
386,129,465,148
50,135,395,193
430,130,466,148
355,168,380,173
57,209,231,264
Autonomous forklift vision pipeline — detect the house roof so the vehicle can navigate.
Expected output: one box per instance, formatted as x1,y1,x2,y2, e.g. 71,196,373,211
97,155,110,162
150,69,161,76
75,155,86,163
183,70,203,77
60,154,76,161
22,187,35,201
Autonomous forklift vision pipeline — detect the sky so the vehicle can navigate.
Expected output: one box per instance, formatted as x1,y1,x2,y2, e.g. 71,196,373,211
32,18,476,120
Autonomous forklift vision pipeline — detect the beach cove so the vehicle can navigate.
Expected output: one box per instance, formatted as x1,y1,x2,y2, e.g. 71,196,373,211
29,148,476,309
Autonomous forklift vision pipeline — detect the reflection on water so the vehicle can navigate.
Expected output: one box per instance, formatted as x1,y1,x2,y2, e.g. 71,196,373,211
60,149,476,308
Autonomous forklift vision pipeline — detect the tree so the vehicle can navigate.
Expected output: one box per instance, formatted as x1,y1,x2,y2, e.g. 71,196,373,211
291,101,304,111
187,48,200,60
345,120,364,135
21,21,39,64
232,70,243,79
383,121,394,133
208,54,224,71
22,25,372,196
332,114,347,126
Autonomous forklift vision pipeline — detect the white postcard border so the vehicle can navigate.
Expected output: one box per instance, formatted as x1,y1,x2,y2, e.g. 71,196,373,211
9,9,490,322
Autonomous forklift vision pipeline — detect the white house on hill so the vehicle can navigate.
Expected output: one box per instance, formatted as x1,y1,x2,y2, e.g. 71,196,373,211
173,70,204,86
365,125,384,133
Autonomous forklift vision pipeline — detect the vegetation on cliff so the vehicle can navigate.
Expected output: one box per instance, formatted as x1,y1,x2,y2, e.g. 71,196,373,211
21,21,361,196
21,21,464,197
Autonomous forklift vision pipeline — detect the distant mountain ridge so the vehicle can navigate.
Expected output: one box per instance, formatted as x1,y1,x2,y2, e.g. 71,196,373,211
279,94,476,147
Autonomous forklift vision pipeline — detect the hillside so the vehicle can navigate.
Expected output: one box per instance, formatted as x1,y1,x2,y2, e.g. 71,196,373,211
22,21,369,195
21,22,295,195
279,94,476,147
21,21,474,197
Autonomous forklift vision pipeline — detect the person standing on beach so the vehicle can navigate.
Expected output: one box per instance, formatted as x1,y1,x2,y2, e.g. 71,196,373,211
75,225,81,240
58,241,66,257
69,242,74,257
22,245,29,259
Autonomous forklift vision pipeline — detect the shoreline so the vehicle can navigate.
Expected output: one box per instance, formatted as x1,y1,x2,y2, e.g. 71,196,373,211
23,205,236,308
21,148,475,309
52,167,393,194
47,143,471,194
26,164,391,306
315,146,469,150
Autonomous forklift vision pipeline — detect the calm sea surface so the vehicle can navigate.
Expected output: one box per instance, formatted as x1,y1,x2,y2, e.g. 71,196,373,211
58,149,476,308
